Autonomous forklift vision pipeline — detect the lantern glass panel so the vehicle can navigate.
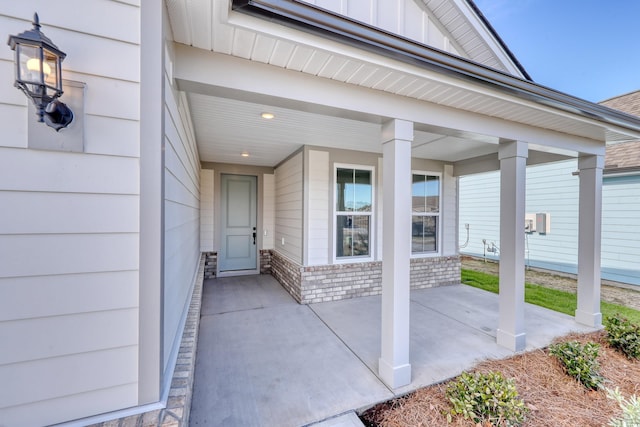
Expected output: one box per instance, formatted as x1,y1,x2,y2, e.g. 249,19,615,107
18,44,43,86
43,48,60,96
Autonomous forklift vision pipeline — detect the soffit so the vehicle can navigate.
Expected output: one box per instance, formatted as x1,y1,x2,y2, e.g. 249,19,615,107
166,1,640,167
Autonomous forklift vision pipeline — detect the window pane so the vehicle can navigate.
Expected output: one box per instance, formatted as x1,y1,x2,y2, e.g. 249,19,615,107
336,168,353,211
411,216,437,253
336,215,370,257
353,170,372,212
426,175,440,213
336,168,371,212
412,174,440,213
412,174,426,213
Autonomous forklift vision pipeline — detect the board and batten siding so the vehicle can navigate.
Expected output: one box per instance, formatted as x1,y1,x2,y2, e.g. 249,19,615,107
0,2,141,426
298,0,461,56
305,150,330,265
458,160,640,286
163,38,201,382
274,152,304,264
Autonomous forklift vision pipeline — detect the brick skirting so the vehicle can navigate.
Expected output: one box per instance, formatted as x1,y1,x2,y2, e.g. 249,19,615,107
203,252,217,279
260,249,272,274
268,250,460,304
270,250,302,302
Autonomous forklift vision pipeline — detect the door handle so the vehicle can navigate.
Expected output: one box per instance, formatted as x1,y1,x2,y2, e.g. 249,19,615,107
252,227,257,245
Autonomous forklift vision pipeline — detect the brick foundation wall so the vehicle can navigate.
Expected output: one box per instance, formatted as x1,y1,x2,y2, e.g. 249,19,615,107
204,252,217,279
410,255,461,290
260,249,272,274
300,262,382,303
270,250,302,303
268,250,461,304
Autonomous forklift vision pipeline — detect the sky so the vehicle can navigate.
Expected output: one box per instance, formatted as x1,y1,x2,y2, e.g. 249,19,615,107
473,0,640,103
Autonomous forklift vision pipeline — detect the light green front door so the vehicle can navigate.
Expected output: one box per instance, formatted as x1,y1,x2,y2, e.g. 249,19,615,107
220,174,257,272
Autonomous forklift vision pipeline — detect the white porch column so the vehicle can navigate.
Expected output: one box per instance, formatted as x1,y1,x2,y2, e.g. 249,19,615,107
575,154,604,327
497,140,528,352
379,119,413,389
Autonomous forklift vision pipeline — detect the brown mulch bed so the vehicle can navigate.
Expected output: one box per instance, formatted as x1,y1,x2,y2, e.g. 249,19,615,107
360,331,640,426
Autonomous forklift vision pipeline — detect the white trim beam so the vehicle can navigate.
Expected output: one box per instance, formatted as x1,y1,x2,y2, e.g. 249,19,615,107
454,151,575,176
379,119,413,389
497,140,528,352
575,155,604,328
139,0,165,404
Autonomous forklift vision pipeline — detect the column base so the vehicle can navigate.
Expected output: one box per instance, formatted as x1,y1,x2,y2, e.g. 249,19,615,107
378,358,411,389
575,309,603,328
496,329,526,352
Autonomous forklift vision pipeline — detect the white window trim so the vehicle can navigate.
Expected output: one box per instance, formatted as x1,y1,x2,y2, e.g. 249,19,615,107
333,163,375,264
410,170,442,258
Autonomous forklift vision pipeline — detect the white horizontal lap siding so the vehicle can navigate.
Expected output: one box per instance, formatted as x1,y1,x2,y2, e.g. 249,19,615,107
602,176,640,284
306,150,329,265
0,2,141,425
275,152,303,264
163,76,200,378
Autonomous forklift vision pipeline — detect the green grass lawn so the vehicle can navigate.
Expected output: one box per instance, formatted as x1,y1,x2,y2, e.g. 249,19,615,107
461,269,640,324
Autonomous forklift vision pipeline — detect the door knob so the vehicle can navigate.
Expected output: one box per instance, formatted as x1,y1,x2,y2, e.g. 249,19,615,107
252,227,257,245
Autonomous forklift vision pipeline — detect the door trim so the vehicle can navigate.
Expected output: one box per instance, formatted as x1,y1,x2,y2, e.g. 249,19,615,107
218,173,259,277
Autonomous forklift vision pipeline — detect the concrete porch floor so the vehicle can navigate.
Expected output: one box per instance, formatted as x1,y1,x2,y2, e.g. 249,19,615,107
189,274,595,427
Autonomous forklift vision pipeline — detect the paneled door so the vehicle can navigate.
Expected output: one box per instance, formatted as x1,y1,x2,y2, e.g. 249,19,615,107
219,174,257,273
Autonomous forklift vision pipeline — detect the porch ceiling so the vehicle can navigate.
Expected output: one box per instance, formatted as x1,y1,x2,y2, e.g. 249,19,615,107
188,92,498,166
166,0,640,168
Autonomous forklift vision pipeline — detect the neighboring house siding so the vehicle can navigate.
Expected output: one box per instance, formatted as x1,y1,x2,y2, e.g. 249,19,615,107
459,161,579,270
275,152,304,263
163,43,201,380
0,3,141,426
601,175,640,284
459,160,640,285
306,149,330,265
524,161,579,270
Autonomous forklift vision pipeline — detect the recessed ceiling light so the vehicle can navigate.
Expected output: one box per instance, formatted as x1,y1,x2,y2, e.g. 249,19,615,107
261,112,275,120
241,151,250,157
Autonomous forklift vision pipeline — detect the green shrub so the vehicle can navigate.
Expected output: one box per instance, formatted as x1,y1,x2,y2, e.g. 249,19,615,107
548,341,604,390
605,314,640,360
606,387,640,427
445,371,527,426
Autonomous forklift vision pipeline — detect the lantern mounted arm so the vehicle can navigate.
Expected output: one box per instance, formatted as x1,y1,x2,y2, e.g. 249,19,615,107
7,13,73,131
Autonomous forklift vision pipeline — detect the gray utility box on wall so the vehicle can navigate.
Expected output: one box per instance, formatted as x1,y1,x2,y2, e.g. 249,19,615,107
536,213,551,234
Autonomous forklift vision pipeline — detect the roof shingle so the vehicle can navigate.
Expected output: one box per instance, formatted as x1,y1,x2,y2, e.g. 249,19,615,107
600,91,640,171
